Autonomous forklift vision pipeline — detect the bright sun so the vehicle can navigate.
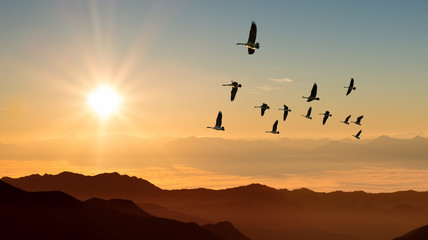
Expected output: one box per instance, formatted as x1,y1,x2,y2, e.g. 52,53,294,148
87,86,122,118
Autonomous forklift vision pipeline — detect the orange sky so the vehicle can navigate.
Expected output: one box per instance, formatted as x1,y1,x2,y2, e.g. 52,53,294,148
1,1,428,191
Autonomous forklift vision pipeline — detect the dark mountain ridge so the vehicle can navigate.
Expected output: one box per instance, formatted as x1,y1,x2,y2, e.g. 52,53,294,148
393,225,428,240
4,171,428,240
0,179,239,240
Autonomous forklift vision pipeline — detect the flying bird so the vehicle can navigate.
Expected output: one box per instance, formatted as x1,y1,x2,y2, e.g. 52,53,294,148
302,83,320,102
345,78,356,95
278,105,291,121
320,110,332,125
206,111,225,131
254,103,270,116
302,107,312,119
353,130,362,139
266,120,279,134
352,115,364,125
222,81,242,101
236,21,260,55
341,115,351,124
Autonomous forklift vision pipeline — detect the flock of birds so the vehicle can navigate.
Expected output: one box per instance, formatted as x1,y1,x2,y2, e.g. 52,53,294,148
207,21,364,139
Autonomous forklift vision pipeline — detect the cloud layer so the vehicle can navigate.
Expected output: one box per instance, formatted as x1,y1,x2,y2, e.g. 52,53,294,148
1,135,428,192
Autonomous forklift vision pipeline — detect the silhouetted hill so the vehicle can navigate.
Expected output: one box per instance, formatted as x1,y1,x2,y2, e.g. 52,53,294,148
0,180,223,240
393,225,428,240
2,171,161,200
204,221,250,240
4,171,428,240
85,198,152,217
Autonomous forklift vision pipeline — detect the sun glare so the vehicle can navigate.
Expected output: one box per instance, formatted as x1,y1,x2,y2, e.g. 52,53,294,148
87,86,122,118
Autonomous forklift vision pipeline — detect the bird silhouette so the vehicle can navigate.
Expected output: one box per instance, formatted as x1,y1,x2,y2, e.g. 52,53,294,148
254,103,270,116
302,83,320,102
302,107,312,119
222,81,242,101
345,78,356,95
206,111,225,131
352,115,364,125
266,120,279,134
353,130,362,139
341,115,351,124
236,21,260,55
278,105,291,121
320,110,332,125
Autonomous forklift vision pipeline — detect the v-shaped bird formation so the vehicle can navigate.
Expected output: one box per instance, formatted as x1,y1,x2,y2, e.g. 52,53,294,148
208,21,364,139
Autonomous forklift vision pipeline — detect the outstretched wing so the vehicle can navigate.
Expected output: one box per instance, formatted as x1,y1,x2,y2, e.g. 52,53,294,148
283,111,288,121
346,78,354,95
356,130,362,137
272,120,278,132
357,115,364,121
261,108,266,116
216,111,222,127
248,48,255,55
345,115,351,122
323,115,328,125
307,107,312,116
310,83,318,98
231,87,238,101
248,21,257,43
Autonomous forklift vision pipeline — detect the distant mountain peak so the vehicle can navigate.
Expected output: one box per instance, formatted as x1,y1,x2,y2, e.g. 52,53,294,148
2,171,162,201
232,183,276,191
292,187,315,193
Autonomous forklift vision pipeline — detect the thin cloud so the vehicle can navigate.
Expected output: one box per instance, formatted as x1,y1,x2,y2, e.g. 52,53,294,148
257,85,279,91
269,77,293,83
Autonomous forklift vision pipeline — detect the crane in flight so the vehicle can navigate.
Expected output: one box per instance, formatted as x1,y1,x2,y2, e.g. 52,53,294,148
207,111,225,131
266,120,280,134
222,81,242,101
302,107,312,119
341,115,351,124
236,21,260,55
254,103,270,116
302,83,320,102
320,110,332,125
345,78,356,95
353,130,362,139
278,105,291,121
352,115,364,125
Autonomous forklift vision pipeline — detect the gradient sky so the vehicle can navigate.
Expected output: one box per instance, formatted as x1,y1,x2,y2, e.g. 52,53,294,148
1,1,428,191
0,0,427,141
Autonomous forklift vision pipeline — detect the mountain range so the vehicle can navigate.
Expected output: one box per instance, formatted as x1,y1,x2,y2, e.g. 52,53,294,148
0,179,249,240
4,171,428,240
